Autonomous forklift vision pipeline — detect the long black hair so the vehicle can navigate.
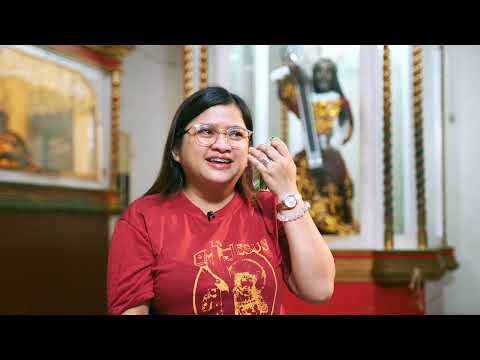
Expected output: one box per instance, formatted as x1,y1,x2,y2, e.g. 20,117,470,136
144,86,256,200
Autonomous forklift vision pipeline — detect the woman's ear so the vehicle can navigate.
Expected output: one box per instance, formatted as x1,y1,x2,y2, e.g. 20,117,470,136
171,145,180,162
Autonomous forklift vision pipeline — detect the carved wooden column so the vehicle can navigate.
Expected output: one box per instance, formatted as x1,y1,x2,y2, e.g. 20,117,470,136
200,45,208,89
412,45,428,249
383,45,394,250
184,45,194,98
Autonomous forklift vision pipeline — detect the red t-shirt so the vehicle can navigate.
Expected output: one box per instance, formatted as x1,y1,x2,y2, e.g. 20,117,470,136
107,190,291,315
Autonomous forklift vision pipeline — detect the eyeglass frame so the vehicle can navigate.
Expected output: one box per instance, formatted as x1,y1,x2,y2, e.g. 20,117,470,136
176,123,254,149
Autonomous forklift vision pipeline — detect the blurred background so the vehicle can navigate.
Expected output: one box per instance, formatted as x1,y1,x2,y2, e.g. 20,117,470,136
0,45,477,315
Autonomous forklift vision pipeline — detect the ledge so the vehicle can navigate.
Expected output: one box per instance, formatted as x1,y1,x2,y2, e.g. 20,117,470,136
333,247,458,286
0,182,124,214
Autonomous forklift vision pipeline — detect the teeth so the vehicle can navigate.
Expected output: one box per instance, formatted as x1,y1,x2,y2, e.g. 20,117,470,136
209,158,231,163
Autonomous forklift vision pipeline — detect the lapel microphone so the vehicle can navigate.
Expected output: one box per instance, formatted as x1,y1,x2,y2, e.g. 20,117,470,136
207,210,215,222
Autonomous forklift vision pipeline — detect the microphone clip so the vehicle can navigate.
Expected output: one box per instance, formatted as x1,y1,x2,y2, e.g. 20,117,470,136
207,210,216,222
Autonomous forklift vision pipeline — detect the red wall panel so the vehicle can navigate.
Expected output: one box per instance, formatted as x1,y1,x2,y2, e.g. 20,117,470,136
282,282,425,315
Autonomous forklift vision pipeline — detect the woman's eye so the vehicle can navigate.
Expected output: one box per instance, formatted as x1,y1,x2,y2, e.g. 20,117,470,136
198,128,213,135
229,130,244,139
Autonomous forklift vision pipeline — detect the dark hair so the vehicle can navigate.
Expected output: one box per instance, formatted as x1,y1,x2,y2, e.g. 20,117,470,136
144,86,256,201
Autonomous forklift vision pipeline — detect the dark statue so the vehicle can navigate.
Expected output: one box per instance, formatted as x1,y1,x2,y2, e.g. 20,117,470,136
274,48,359,235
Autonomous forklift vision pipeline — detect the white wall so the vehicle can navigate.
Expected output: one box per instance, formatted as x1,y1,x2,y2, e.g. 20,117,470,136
426,45,480,314
120,45,183,202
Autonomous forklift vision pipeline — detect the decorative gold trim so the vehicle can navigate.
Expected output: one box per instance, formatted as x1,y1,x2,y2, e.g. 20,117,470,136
111,70,121,191
383,45,394,250
199,45,208,89
184,45,194,98
413,46,428,249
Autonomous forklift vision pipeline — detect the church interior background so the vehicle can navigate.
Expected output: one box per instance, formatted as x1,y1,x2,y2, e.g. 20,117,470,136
0,44,478,314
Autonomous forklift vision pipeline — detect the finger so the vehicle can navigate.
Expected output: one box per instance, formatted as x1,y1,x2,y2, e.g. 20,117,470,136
270,137,290,157
247,154,268,173
249,147,271,163
255,144,283,161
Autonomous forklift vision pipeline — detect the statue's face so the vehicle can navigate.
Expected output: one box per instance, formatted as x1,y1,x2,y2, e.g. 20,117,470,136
313,62,335,93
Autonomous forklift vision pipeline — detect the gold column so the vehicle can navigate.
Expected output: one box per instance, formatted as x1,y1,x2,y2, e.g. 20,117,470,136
413,45,428,249
281,104,289,145
440,45,448,248
184,45,194,98
111,69,121,191
199,45,208,89
383,45,394,250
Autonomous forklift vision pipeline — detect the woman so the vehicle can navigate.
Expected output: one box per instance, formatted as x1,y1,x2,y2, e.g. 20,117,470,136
107,86,335,315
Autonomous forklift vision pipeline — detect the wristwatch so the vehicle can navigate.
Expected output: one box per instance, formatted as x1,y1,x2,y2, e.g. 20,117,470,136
277,193,302,211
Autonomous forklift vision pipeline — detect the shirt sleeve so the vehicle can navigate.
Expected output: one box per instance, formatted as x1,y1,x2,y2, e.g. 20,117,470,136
107,217,155,315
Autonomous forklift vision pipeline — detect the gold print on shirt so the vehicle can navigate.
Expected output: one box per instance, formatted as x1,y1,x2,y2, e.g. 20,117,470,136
192,239,277,315
230,259,268,315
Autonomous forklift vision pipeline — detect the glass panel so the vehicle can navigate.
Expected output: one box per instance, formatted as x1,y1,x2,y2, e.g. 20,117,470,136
208,45,255,119
270,45,361,237
0,47,99,180
389,45,443,241
210,45,361,237
390,45,410,234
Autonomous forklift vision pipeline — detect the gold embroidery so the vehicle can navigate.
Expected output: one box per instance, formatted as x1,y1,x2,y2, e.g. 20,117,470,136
312,99,342,135
296,153,360,236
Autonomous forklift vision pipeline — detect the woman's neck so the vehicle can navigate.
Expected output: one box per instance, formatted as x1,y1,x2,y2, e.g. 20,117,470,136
183,185,236,214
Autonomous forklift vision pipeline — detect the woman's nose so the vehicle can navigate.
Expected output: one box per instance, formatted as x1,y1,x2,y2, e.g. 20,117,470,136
210,133,232,151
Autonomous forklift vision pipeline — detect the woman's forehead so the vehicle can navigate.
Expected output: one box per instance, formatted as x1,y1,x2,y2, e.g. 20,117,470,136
189,104,245,127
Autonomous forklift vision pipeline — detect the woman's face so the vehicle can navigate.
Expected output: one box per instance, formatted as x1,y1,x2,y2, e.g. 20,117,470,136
172,104,250,192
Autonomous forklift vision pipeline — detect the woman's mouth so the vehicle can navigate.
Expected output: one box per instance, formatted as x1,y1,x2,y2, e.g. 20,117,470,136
206,157,233,169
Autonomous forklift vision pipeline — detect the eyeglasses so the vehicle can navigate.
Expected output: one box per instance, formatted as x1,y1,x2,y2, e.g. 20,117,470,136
178,124,253,149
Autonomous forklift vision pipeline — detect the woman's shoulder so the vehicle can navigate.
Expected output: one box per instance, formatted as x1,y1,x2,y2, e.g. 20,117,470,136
120,193,179,223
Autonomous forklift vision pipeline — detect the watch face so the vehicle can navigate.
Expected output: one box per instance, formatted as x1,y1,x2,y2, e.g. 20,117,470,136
284,195,297,208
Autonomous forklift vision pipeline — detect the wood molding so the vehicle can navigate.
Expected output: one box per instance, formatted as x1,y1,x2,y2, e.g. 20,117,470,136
83,45,134,60
43,45,132,72
332,248,458,285
0,182,123,214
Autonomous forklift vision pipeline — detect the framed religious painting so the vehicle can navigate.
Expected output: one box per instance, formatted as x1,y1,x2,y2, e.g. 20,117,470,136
0,45,132,213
